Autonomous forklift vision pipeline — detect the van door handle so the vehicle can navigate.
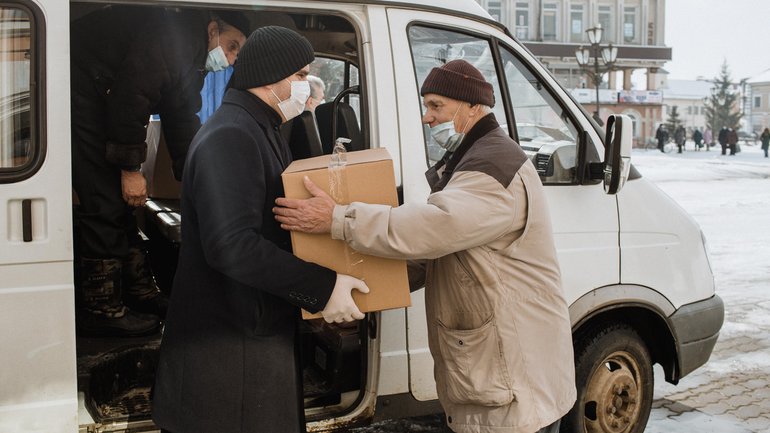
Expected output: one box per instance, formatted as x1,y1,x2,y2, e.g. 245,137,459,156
22,199,32,242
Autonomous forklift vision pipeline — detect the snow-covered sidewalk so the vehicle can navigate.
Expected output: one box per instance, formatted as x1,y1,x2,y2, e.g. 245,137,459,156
634,143,770,433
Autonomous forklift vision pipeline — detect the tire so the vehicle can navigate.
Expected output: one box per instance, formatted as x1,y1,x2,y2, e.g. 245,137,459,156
561,323,653,433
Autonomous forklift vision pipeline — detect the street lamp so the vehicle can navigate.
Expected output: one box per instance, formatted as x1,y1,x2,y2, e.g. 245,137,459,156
575,24,617,126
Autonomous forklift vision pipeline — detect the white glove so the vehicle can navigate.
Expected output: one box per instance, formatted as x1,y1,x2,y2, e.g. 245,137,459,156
322,274,370,323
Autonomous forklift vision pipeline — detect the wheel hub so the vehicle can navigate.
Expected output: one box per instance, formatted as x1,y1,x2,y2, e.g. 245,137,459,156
584,352,643,433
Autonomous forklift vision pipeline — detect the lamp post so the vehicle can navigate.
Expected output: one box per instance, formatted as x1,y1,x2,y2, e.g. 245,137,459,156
575,24,617,126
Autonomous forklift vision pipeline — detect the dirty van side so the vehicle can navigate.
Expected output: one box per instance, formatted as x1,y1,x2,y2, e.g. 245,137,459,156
0,1,722,433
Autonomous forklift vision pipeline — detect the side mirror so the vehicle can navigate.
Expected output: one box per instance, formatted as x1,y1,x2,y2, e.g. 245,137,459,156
602,114,632,194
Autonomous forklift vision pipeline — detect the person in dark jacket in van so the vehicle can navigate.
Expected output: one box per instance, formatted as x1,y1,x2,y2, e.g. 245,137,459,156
152,26,368,433
69,6,248,336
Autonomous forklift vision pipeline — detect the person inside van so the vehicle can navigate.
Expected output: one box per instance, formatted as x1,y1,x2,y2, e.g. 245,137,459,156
70,7,249,337
151,26,368,433
305,74,326,112
274,59,576,433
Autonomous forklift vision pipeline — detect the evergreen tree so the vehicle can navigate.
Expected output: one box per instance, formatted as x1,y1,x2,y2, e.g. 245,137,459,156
666,105,682,132
704,60,743,132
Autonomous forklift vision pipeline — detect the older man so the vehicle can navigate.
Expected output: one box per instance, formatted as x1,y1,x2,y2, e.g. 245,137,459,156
275,59,576,433
152,26,368,433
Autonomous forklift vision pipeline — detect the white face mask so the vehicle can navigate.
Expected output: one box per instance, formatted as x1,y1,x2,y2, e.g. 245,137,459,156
272,79,311,121
429,104,468,152
205,35,229,72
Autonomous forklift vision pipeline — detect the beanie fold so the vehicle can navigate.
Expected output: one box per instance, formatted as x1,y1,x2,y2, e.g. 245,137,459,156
420,60,495,107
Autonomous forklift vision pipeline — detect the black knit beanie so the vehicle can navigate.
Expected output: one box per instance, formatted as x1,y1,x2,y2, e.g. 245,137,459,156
229,26,315,90
420,59,495,107
213,10,251,39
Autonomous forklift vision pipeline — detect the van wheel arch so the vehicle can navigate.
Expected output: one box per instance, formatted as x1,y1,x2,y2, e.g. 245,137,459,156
572,304,679,383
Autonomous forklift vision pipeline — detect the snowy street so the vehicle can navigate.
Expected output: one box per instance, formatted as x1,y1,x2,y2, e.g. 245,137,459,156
355,142,770,433
637,142,770,433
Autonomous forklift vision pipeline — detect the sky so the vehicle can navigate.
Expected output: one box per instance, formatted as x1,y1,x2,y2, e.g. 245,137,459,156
664,0,770,81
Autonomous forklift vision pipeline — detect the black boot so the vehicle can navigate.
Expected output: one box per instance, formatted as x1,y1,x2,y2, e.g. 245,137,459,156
122,247,169,318
77,257,159,337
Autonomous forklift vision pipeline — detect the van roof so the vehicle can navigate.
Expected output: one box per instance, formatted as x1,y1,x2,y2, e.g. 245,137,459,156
346,0,501,26
346,0,491,19
329,0,506,32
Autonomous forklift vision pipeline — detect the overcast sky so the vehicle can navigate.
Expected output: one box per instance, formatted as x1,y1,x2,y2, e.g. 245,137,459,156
664,0,770,81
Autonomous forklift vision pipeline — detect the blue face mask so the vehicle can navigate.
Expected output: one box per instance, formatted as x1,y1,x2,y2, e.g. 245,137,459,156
205,36,229,72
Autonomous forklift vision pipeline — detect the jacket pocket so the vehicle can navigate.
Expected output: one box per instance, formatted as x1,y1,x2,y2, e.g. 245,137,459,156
436,316,515,406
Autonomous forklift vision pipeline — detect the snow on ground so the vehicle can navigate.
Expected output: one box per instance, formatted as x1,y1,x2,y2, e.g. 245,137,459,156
634,142,770,433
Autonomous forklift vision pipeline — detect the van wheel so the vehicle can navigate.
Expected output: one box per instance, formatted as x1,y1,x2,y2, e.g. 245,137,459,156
561,323,653,433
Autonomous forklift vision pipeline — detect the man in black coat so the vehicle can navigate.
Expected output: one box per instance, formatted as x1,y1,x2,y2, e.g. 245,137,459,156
70,6,249,336
152,26,369,433
718,126,729,155
655,124,669,153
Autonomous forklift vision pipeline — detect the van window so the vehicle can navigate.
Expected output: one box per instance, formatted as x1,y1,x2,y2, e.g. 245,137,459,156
499,45,579,184
310,57,360,125
407,25,507,165
0,6,35,176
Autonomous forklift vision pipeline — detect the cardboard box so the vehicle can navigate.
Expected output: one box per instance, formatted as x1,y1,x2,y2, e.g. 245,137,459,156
281,148,410,319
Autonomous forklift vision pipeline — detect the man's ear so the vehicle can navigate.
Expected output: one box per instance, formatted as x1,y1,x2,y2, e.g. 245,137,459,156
468,103,480,117
207,21,219,42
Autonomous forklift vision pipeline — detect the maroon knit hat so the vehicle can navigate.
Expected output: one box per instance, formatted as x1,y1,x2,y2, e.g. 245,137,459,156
420,60,495,107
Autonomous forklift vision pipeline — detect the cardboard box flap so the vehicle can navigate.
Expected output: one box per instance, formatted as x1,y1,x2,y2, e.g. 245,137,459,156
283,147,392,174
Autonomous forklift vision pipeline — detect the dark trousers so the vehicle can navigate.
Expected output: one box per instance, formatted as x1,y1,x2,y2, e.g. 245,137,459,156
71,65,139,259
720,142,727,155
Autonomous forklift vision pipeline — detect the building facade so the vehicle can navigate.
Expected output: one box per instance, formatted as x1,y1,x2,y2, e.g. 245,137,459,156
660,78,711,133
475,0,671,145
748,71,770,134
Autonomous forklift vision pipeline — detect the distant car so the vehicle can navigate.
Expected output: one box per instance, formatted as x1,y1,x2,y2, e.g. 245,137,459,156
738,130,758,145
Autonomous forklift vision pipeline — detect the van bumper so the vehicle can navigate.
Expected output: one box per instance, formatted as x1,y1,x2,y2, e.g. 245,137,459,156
669,294,724,378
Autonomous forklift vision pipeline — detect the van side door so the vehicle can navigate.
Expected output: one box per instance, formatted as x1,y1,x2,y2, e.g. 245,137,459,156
0,2,77,431
386,8,618,401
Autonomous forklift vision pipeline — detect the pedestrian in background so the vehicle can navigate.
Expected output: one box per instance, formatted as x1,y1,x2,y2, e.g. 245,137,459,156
761,127,770,158
275,59,576,433
704,127,713,151
675,125,686,153
693,128,703,151
727,127,738,155
655,124,669,153
718,126,729,155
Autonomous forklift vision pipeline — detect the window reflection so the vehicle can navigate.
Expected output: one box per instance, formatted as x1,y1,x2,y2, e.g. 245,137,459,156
0,7,32,169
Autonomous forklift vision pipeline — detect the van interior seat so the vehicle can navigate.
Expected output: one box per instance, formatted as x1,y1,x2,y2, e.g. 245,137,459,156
315,101,363,154
280,110,325,160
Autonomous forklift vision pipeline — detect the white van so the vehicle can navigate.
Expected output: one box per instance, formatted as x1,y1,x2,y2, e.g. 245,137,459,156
0,1,723,432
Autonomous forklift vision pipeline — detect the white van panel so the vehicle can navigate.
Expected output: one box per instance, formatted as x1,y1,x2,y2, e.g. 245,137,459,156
0,0,77,430
0,266,76,433
618,177,715,308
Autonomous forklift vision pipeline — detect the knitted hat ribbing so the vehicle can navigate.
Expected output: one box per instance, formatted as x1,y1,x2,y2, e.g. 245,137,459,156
229,26,315,89
420,59,495,107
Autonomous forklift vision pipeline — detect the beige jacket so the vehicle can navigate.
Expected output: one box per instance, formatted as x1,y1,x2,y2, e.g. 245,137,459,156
330,119,576,433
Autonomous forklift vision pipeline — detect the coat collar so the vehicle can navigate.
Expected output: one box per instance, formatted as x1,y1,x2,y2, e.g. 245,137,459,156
427,113,499,192
222,88,282,128
221,88,289,167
